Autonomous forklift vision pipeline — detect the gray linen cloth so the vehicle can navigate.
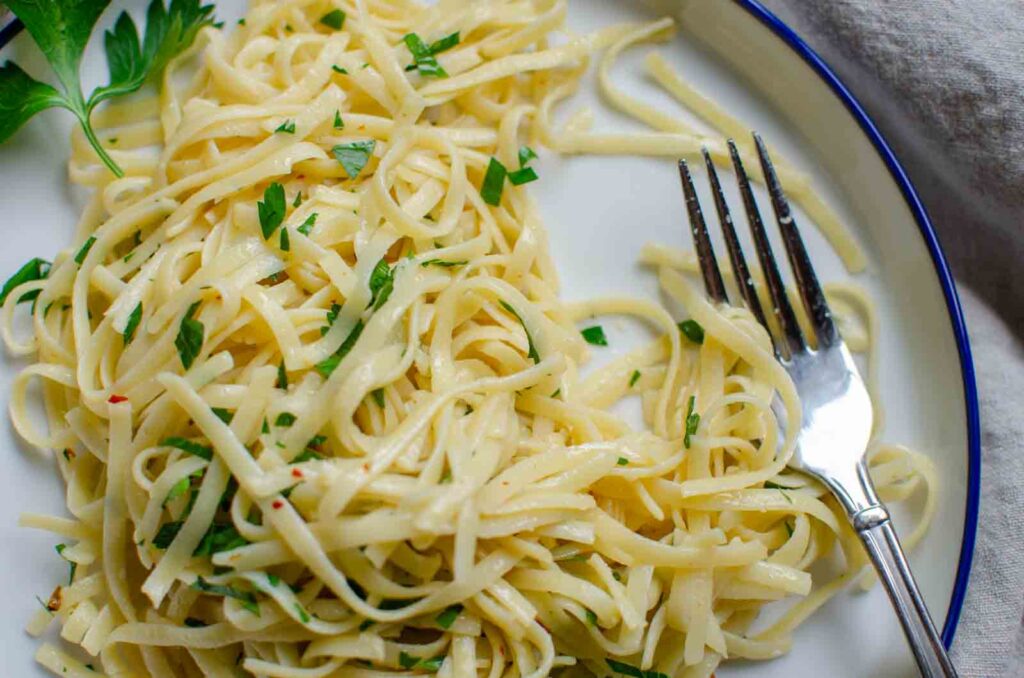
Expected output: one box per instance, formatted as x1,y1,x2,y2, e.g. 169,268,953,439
758,1,1024,675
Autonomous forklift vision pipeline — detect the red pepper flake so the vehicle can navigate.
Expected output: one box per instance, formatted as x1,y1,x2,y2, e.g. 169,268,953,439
291,468,303,479
361,463,369,472
46,586,62,612
272,500,284,510
108,394,128,404
62,449,76,462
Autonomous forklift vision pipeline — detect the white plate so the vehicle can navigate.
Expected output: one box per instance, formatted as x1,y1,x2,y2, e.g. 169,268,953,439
0,1,979,676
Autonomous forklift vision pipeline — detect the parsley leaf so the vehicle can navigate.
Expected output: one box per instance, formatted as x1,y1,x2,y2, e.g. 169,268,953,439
274,119,295,134
617,457,629,466
321,302,341,335
193,522,248,557
629,369,641,387
279,227,290,252
333,110,344,129
175,302,204,369
277,360,288,389
294,603,311,623
1,257,51,306
258,182,286,239
332,140,376,178
320,9,346,30
500,300,539,363
75,236,97,265
481,157,507,206
421,259,468,268
606,658,669,678
368,257,395,310
1,0,215,177
581,325,608,346
398,652,419,669
211,408,233,424
678,319,705,344
684,395,700,448
518,145,538,167
161,436,213,460
585,608,598,626
508,166,538,186
152,520,183,548
163,476,190,505
371,388,385,408
275,412,296,427
123,302,143,345
435,604,462,629
192,576,259,615
297,213,318,236
402,32,455,78
315,320,364,377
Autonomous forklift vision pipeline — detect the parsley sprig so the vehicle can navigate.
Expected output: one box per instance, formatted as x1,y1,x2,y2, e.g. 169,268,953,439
402,31,459,77
0,0,215,177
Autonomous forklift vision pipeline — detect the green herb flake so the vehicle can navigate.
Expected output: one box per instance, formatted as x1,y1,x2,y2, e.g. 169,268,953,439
402,33,451,78
123,302,143,345
74,237,97,265
321,302,341,335
192,576,259,616
481,157,507,206
279,227,290,252
435,603,463,629
262,418,270,434
320,9,346,30
277,361,288,389
152,520,183,549
398,652,419,669
258,182,287,239
421,259,468,268
371,388,385,408
315,320,364,377
297,213,318,236
275,412,297,427
55,544,77,585
333,110,344,129
678,319,705,344
629,369,641,387
160,436,213,461
163,476,190,506
293,191,303,207
331,65,348,74
267,573,280,587
294,603,311,623
212,407,234,424
368,257,395,310
507,166,538,186
617,457,629,466
518,145,538,167
500,300,539,363
358,618,374,631
605,658,669,678
581,325,608,346
585,608,598,626
332,140,376,178
291,447,324,464
1,257,51,305
175,302,204,369
418,656,445,672
193,522,248,557
684,395,700,448
274,119,295,134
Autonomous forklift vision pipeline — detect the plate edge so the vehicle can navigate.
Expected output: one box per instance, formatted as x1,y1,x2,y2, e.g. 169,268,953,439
0,0,981,653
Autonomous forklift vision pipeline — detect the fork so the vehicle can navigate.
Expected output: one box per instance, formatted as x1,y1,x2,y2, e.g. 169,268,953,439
677,133,958,677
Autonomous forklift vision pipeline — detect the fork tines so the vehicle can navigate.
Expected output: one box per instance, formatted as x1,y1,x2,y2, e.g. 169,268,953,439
676,133,838,360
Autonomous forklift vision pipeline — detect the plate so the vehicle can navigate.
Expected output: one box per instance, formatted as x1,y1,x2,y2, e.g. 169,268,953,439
0,1,979,676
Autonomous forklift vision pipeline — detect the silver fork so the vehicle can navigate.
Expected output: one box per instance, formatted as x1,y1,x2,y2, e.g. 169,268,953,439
677,133,957,677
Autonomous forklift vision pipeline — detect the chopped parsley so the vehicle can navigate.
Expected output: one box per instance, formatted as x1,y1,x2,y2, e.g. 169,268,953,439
175,301,204,369
258,182,286,239
606,658,669,678
277,361,288,389
331,65,348,74
279,227,290,252
518,146,538,167
480,157,507,206
74,236,97,265
581,325,608,346
629,370,641,387
358,618,374,631
274,119,295,134
212,408,234,424
585,608,598,626
500,300,539,363
315,320,364,377
297,213,318,236
684,395,700,448
678,319,705,344
435,603,462,629
368,257,395,310
332,140,376,178
163,476,190,506
184,617,207,627
293,191,303,207
160,437,213,461
321,302,341,335
371,388,385,408
399,652,445,671
617,457,629,466
1,257,50,305
320,9,346,30
123,302,143,345
421,259,467,268
333,110,344,129
507,165,538,186
275,412,297,427
294,603,311,623
194,523,248,557
55,544,76,585
192,576,259,616
402,31,459,77
291,447,324,464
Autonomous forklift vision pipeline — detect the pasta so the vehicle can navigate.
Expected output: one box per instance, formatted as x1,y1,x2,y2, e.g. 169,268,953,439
2,1,935,677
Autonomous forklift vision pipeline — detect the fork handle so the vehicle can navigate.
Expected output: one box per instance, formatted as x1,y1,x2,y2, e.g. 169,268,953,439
855,508,958,677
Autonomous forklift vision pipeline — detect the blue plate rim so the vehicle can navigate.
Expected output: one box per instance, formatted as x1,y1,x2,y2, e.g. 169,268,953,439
1,0,980,652
732,0,980,649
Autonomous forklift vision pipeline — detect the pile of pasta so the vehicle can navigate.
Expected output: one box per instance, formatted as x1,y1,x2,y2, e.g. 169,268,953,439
2,1,936,676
